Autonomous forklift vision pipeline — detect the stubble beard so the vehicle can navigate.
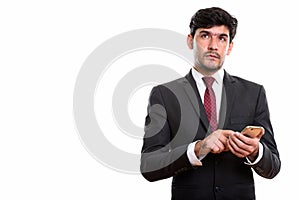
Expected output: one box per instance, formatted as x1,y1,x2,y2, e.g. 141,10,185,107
194,57,223,75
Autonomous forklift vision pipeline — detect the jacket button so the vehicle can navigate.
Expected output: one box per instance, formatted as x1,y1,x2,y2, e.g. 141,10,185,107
215,186,221,192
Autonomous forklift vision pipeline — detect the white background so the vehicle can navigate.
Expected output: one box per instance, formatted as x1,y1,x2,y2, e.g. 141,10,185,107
1,0,299,199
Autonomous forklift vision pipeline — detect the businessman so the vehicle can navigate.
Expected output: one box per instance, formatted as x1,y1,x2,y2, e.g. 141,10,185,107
140,7,281,200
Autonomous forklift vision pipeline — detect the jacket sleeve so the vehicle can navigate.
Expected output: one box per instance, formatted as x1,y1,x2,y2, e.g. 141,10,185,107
140,86,193,182
251,86,281,178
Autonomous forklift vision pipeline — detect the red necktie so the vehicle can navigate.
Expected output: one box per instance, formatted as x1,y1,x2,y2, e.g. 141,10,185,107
202,77,218,132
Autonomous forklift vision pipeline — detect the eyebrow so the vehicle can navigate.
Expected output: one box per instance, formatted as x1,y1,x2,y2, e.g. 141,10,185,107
199,30,229,38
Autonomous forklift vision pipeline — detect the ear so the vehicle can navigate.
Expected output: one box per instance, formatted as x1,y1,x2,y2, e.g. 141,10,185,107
226,42,234,55
187,34,193,49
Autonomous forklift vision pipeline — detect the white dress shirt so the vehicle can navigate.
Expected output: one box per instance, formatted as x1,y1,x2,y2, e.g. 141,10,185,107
187,68,263,166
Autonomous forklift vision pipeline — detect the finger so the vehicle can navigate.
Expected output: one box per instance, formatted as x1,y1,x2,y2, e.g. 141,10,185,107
217,139,229,153
234,132,253,145
228,135,249,156
216,140,226,152
219,134,230,145
227,140,244,158
234,132,259,150
210,140,224,153
211,145,220,153
228,145,244,158
221,130,235,138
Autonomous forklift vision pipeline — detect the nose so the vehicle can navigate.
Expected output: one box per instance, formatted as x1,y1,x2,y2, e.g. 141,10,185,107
208,37,218,51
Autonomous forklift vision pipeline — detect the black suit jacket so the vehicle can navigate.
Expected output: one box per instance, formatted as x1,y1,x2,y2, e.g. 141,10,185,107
140,70,280,200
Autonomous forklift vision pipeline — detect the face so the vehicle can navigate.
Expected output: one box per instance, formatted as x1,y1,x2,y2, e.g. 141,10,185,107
187,25,233,76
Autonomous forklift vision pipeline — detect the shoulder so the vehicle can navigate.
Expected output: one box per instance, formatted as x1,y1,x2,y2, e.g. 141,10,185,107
152,76,188,93
226,72,263,89
149,75,192,105
225,71,267,99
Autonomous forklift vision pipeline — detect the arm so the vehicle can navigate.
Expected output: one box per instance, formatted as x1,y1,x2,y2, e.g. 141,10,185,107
228,86,281,179
251,86,281,178
140,86,193,182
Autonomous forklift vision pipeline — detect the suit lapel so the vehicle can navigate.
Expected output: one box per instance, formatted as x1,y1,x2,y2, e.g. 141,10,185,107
219,71,236,129
183,71,210,131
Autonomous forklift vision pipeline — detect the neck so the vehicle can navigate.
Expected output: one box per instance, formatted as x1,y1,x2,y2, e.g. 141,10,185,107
193,66,219,76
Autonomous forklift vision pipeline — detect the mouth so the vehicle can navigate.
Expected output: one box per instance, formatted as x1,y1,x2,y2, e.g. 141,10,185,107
205,52,220,59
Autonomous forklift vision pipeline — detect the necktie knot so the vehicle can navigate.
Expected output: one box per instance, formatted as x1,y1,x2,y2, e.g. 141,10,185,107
202,77,215,89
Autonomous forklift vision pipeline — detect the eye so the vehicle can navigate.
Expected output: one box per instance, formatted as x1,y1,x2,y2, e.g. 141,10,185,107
219,36,227,42
200,33,210,39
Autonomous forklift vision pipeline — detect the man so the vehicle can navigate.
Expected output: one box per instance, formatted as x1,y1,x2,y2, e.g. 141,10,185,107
140,7,280,200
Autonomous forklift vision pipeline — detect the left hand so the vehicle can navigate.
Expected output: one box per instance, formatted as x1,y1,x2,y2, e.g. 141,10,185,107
227,131,262,161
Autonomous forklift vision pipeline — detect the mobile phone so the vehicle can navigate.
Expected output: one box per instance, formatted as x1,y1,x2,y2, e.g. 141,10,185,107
241,126,264,138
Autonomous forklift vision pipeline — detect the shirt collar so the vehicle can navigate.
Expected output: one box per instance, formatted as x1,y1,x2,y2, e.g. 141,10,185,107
191,67,224,85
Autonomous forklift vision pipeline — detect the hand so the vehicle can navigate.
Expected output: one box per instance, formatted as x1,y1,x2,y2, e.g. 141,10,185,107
195,130,234,157
227,131,262,161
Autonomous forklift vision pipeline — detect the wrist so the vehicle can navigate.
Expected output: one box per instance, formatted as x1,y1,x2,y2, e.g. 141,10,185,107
248,148,259,162
194,140,202,156
194,140,209,157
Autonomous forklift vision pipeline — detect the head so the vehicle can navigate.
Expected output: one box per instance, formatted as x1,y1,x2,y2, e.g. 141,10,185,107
187,7,238,75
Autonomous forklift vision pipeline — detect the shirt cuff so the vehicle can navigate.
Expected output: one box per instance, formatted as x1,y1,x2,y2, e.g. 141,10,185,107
245,142,264,165
187,141,203,166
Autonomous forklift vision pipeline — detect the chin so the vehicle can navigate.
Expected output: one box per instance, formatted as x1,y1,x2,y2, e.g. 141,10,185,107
205,65,221,72
195,60,222,73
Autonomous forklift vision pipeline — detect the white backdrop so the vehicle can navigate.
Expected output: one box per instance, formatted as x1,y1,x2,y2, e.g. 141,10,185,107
1,0,298,199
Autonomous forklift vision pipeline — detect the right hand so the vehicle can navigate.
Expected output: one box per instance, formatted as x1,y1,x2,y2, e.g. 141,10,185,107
195,130,234,156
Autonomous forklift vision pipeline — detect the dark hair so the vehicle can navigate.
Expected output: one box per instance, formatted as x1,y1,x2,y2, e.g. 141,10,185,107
189,7,238,43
